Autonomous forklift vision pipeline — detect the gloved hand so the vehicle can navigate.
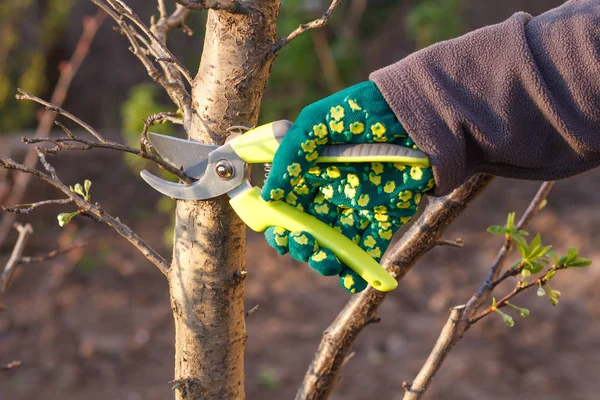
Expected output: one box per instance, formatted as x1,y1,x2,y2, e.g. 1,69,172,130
261,81,435,293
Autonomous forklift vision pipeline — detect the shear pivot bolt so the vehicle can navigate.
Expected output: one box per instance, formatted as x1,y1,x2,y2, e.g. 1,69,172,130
215,160,234,180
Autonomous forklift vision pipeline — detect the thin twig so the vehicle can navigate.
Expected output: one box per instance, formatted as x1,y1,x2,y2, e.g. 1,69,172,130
463,182,555,318
435,238,464,248
341,351,355,368
245,304,259,318
16,89,190,182
0,155,170,277
90,0,193,128
0,11,105,248
157,0,168,19
400,182,555,400
272,0,342,54
105,0,193,84
19,241,87,264
0,360,22,371
174,0,243,12
1,223,33,302
2,199,74,214
470,264,566,323
23,132,192,184
16,90,105,142
402,307,465,400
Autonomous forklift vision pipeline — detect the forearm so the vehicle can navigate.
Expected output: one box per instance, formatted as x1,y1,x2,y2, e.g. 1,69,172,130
372,0,600,196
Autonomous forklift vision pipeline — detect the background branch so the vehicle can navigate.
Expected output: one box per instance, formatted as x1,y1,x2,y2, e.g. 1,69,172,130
90,0,194,129
2,199,74,214
0,153,170,277
272,0,342,54
15,89,191,183
0,11,105,248
19,241,86,264
0,223,33,307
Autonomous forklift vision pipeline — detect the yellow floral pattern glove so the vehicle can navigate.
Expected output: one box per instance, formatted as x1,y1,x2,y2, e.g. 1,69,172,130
262,81,434,293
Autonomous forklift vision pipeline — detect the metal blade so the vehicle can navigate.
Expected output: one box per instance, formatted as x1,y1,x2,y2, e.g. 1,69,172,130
140,170,222,200
140,141,249,201
147,132,218,178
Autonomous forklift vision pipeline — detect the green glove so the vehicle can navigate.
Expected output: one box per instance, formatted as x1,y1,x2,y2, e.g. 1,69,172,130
262,81,434,293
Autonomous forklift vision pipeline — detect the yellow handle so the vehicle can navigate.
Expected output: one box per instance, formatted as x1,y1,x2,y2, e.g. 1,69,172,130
230,120,430,167
230,121,286,164
230,186,398,292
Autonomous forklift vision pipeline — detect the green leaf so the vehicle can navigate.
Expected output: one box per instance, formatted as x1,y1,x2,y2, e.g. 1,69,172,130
517,246,528,260
538,199,547,210
529,263,544,274
512,235,528,253
557,256,568,266
546,250,558,261
544,269,557,280
566,247,579,263
568,257,592,268
521,269,531,278
528,233,542,256
530,244,552,261
517,230,529,236
487,225,506,235
506,212,515,232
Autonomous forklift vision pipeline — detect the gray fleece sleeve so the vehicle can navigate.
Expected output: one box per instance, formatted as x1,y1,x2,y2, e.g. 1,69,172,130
371,0,600,196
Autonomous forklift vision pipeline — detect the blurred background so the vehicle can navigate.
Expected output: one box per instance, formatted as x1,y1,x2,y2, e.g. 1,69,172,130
2,0,599,399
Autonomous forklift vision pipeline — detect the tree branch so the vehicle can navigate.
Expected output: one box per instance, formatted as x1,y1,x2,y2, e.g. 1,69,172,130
400,181,556,400
435,238,464,248
16,89,105,142
2,199,74,214
0,152,171,277
0,223,33,305
15,89,192,184
296,174,494,400
402,307,465,400
174,0,243,12
19,241,87,264
272,0,342,54
90,0,193,128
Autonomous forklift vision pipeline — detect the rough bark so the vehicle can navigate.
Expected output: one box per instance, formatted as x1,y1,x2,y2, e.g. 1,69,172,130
168,4,279,399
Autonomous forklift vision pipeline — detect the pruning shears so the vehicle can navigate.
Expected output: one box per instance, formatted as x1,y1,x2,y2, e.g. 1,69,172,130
140,120,430,292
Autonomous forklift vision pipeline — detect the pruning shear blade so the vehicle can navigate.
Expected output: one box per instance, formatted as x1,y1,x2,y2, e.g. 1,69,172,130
141,133,247,200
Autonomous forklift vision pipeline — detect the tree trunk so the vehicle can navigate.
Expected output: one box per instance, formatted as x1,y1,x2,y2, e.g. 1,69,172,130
167,3,279,399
